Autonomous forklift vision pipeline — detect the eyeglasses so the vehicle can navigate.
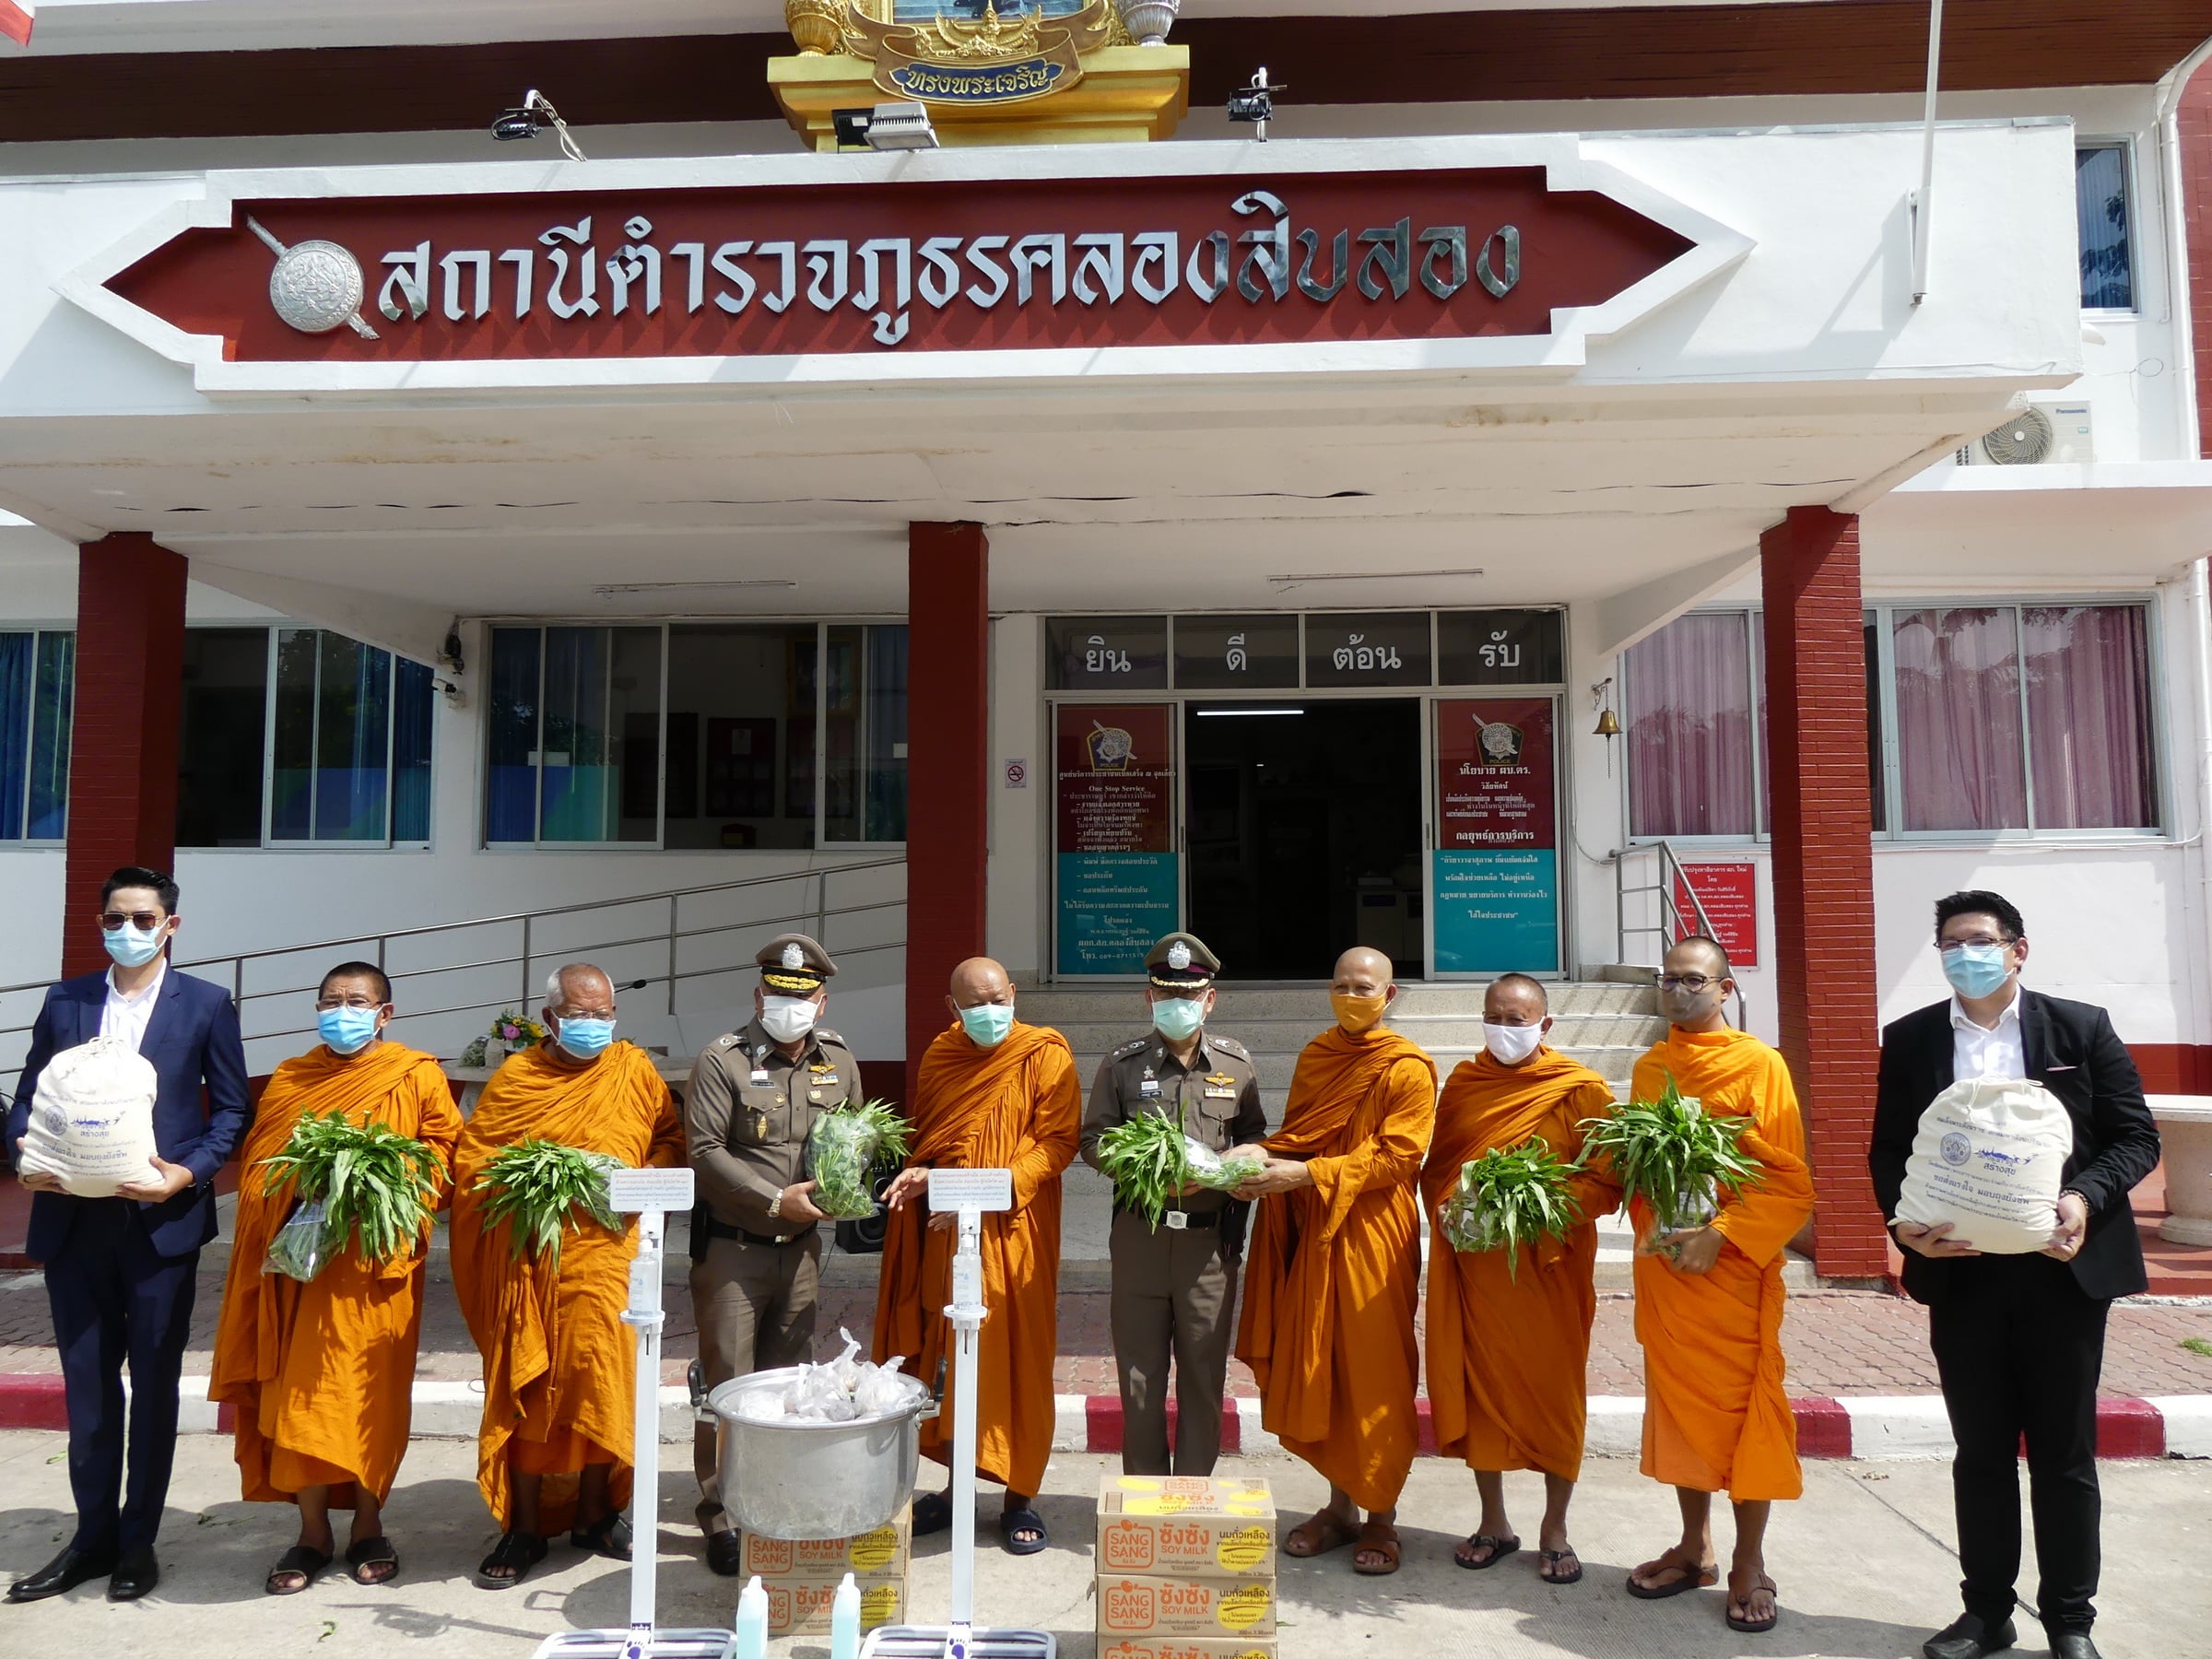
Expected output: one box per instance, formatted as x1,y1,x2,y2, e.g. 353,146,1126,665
1938,935,2016,953
314,995,388,1012
551,1006,618,1020
1657,973,1718,993
100,911,166,932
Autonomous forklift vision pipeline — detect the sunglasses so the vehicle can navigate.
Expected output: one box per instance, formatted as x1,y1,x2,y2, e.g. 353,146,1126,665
99,912,168,932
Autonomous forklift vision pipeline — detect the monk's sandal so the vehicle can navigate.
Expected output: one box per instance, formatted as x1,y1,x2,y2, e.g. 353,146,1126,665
475,1531,547,1590
265,1545,331,1595
572,1513,633,1561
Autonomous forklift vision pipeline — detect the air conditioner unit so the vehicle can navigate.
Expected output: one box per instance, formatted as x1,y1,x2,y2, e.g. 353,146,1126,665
1955,400,2095,466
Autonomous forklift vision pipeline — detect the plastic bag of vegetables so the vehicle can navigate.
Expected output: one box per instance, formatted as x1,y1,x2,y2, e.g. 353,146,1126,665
472,1138,622,1268
1436,1138,1583,1278
1577,1073,1762,1245
1095,1114,1264,1227
805,1099,912,1220
1182,1135,1265,1194
264,1197,337,1282
256,1108,445,1278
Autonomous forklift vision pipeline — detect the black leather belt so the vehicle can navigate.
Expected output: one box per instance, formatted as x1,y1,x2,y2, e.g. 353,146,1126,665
696,1212,806,1248
1115,1205,1223,1230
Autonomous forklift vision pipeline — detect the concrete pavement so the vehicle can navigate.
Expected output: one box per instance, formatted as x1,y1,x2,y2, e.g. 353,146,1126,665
2,1434,2207,1659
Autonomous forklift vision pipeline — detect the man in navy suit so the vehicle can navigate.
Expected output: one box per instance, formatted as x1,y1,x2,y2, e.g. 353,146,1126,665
1871,890,2160,1659
6,866,251,1605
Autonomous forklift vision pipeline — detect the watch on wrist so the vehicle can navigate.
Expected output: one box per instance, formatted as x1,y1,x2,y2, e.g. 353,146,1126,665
768,1186,784,1219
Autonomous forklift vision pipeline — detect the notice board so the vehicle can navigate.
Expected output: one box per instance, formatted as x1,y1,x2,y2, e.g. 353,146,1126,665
1674,861,1759,969
1430,697,1560,974
1054,703,1178,976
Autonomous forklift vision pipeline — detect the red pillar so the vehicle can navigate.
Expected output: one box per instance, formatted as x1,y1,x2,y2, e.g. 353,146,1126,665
903,522,990,1101
1760,506,1886,1281
61,533,187,980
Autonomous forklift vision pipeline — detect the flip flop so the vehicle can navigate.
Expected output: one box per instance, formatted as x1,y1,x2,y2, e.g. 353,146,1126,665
1626,1554,1718,1599
571,1513,633,1561
474,1530,547,1590
912,1492,954,1536
1281,1511,1357,1559
1453,1533,1521,1571
344,1536,398,1586
265,1544,332,1595
1726,1573,1780,1633
998,1507,1048,1557
1537,1547,1583,1585
1351,1520,1401,1577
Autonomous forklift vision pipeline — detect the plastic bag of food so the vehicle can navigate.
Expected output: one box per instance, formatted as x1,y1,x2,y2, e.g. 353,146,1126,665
734,1389,790,1424
789,1363,860,1422
853,1357,911,1418
1897,1078,2074,1253
805,1101,912,1220
264,1198,336,1282
1182,1136,1264,1194
15,1036,160,1198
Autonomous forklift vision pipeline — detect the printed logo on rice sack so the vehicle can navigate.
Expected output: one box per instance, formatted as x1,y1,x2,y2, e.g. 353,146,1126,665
1215,1524,1272,1571
1215,1584,1273,1630
1102,1519,1157,1571
1103,1581,1157,1630
1940,1132,1971,1167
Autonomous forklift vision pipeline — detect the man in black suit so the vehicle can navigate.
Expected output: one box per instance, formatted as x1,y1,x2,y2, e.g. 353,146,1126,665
6,867,252,1605
1870,890,2160,1659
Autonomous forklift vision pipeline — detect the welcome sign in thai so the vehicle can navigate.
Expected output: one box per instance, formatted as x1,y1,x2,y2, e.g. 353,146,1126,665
105,167,1694,360
1431,698,1559,974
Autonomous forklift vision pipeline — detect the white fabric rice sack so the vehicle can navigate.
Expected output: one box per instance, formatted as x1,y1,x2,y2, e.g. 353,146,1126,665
1896,1077,2074,1254
16,1035,160,1198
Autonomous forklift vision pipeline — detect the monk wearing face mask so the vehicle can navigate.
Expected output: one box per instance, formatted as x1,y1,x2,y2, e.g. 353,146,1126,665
1232,947,1437,1576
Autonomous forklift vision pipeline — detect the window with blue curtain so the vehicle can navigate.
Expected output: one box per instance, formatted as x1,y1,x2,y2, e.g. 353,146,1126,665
2077,144,2133,311
484,624,661,844
0,630,74,841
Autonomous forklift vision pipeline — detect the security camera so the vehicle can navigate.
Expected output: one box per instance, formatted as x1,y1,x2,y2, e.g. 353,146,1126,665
1227,67,1284,141
489,88,587,160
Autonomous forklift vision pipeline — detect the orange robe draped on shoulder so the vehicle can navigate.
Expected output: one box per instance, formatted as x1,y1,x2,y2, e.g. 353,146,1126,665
872,1021,1080,1497
210,1041,462,1508
449,1041,685,1534
1234,1024,1437,1513
1421,1048,1618,1482
1623,1027,1817,1501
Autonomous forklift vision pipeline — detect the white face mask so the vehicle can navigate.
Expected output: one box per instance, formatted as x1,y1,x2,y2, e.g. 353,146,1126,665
760,994,820,1043
1481,1020,1547,1066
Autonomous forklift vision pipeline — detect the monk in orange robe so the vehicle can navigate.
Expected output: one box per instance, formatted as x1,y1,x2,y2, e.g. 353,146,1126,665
211,961,461,1594
1422,972,1618,1586
877,956,1079,1556
450,962,685,1590
1613,937,1816,1635
1233,947,1436,1576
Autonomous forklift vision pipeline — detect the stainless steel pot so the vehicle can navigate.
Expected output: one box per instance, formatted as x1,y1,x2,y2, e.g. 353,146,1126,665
700,1365,934,1540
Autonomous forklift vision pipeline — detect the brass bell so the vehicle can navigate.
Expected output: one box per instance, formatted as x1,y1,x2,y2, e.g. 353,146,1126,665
1594,707,1622,737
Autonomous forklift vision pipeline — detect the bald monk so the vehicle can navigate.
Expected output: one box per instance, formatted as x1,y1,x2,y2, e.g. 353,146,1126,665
451,963,685,1590
1422,973,1618,1585
1233,947,1437,1576
211,961,461,1594
877,958,1079,1556
1614,936,1816,1635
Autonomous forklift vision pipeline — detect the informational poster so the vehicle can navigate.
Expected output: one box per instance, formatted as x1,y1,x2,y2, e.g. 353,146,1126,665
1674,861,1759,968
1431,698,1560,974
1055,703,1177,975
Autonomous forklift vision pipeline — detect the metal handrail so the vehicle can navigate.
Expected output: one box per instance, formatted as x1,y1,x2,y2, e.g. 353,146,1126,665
1609,841,1750,1030
0,856,907,1052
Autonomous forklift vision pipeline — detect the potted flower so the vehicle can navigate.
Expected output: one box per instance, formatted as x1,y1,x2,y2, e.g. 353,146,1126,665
460,1009,547,1069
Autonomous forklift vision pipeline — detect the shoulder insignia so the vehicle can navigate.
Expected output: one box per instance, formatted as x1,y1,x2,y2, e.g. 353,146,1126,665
713,1033,743,1051
1208,1035,1251,1056
814,1028,851,1049
1110,1037,1150,1059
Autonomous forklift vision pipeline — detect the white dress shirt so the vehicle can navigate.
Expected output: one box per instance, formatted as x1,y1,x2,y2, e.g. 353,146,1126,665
1950,986,2025,1082
100,958,168,1053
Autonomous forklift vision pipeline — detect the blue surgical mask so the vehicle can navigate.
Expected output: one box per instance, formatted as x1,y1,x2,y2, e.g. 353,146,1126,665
1150,996,1206,1042
959,1003,1015,1048
557,1015,616,1059
318,1005,382,1055
1942,943,2013,1000
102,922,166,969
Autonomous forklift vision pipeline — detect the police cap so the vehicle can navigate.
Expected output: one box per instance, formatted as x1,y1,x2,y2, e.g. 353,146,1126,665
758,932,836,994
1146,932,1219,993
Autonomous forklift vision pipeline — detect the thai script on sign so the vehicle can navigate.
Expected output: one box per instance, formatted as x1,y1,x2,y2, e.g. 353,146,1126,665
889,59,1065,100
1085,636,1135,675
365,192,1524,348
1478,629,1520,669
1333,633,1403,673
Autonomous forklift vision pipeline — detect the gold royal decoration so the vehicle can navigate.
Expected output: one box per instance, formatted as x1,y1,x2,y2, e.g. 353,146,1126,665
785,0,848,54
842,0,1112,106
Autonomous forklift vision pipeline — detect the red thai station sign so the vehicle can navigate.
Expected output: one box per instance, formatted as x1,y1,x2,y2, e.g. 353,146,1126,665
65,141,1743,392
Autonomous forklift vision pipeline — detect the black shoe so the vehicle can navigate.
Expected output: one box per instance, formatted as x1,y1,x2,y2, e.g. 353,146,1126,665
2046,1633,2102,1659
105,1549,159,1602
1924,1614,2017,1659
705,1529,744,1578
6,1545,117,1603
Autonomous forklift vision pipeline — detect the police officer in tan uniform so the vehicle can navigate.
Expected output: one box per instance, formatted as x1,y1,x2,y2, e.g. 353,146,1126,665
685,933,863,1573
1081,932,1267,1476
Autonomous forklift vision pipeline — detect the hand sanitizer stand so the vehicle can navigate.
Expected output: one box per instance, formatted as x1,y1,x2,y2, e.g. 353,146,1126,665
861,1169,1055,1659
534,1165,736,1659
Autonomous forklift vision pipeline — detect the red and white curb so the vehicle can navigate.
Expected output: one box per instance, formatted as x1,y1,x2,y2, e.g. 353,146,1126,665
2,1375,2206,1461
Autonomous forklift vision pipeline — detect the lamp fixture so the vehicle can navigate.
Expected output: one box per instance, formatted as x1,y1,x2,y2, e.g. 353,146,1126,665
830,101,940,151
589,580,797,597
490,88,588,161
1227,66,1284,141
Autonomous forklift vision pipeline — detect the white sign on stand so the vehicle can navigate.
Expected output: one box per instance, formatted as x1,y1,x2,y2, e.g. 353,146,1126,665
608,1166,697,1213
927,1168,1012,1213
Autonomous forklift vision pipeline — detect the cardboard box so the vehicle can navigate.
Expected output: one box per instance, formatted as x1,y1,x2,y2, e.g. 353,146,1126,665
1101,1476,1273,1514
763,1574,906,1639
1100,1641,1277,1659
1096,1475,1274,1579
741,1508,912,1579
1096,1576,1277,1639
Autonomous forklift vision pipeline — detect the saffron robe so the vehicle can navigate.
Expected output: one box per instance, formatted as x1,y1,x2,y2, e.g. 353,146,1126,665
872,1021,1079,1497
1234,1023,1437,1512
1422,1047,1618,1481
210,1041,461,1507
1625,1027,1817,1501
450,1041,685,1534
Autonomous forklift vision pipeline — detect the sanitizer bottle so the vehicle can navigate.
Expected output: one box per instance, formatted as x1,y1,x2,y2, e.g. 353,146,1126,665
735,1573,770,1659
830,1571,862,1659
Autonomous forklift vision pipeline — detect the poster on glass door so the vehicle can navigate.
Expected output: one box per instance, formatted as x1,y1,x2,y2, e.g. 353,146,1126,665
1055,704,1177,975
1432,698,1560,973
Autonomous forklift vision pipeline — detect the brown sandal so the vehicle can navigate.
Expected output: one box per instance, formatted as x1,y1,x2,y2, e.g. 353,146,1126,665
1281,1511,1357,1559
1626,1549,1718,1599
1352,1520,1401,1576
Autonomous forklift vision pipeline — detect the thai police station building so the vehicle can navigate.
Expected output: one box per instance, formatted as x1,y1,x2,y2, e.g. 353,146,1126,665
3,0,2211,1280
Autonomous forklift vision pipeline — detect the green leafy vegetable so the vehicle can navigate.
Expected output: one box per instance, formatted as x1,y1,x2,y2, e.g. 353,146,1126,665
472,1138,620,1267
1438,1137,1583,1278
1577,1073,1762,1239
806,1099,912,1219
1095,1114,1263,1228
257,1109,443,1268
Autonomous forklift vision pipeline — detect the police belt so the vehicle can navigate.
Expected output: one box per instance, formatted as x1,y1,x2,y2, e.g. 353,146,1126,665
695,1210,808,1248
1114,1204,1223,1230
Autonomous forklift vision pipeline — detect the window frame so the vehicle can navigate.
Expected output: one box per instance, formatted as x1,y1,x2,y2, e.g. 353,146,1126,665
1621,606,1769,847
478,616,911,853
2076,137,2139,318
0,623,75,847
